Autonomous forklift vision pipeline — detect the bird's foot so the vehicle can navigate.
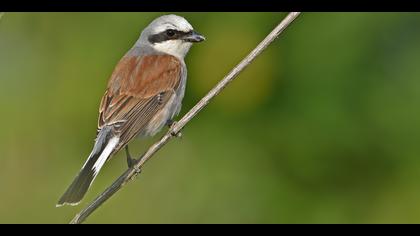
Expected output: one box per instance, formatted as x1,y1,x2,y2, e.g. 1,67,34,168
130,167,142,181
166,119,175,127
167,120,182,138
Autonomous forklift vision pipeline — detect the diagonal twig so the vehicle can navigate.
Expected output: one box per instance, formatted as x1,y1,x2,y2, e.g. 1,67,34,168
69,12,301,224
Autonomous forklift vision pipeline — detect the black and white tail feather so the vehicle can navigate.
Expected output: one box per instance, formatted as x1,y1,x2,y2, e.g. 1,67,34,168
56,126,119,207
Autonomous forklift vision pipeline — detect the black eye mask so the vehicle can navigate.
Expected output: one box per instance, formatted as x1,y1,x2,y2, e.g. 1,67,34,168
148,29,190,44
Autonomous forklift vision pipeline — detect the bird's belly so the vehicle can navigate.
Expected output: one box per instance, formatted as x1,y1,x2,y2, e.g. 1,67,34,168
140,94,180,137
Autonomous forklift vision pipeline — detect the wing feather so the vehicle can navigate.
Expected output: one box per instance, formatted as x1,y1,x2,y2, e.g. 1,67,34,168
97,53,182,152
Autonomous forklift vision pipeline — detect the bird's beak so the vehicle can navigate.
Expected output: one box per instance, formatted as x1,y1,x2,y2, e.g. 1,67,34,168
183,31,206,43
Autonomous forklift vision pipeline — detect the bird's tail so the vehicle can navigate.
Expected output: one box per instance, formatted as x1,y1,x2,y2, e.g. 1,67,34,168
56,126,119,207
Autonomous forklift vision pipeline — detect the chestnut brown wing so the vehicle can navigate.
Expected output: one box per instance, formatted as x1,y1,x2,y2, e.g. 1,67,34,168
98,54,182,151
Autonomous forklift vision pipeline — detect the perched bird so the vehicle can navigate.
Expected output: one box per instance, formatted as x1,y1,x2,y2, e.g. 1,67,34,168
57,14,205,207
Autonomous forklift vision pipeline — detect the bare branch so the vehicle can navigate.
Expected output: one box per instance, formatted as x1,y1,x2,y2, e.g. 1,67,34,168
69,12,301,224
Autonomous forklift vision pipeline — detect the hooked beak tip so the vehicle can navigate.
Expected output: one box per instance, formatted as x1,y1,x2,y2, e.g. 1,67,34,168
184,31,205,43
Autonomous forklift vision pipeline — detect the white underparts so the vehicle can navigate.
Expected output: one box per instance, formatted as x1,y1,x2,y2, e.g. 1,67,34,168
143,94,177,137
152,40,192,59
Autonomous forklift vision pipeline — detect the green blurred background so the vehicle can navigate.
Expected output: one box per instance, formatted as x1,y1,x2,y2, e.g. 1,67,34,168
1,12,420,223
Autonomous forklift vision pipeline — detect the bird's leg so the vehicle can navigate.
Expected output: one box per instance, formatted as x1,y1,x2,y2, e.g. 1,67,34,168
166,119,182,138
125,145,137,168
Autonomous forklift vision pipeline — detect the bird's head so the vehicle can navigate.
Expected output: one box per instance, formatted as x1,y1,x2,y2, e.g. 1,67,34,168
138,14,205,59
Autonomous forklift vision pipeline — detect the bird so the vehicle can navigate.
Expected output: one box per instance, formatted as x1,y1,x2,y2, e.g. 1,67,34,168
57,14,205,207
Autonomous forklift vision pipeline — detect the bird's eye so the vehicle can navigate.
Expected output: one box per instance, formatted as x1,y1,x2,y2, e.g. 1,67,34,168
166,29,175,37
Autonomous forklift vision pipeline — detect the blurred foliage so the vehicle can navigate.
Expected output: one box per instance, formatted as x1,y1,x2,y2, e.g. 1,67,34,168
1,12,420,223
